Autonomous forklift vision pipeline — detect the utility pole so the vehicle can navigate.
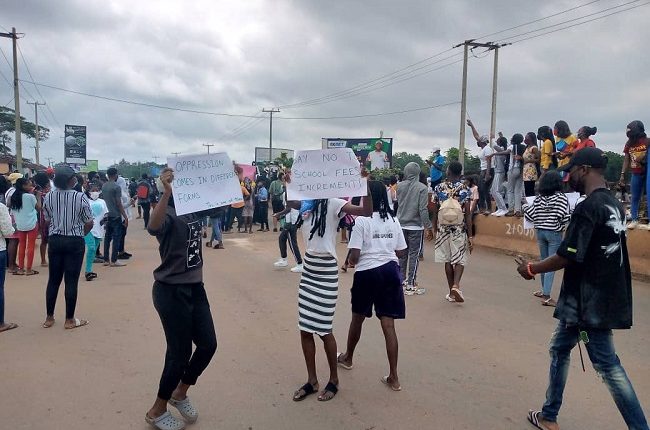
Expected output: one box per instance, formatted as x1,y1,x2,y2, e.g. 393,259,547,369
0,28,22,171
453,40,508,169
203,143,214,154
171,152,181,157
152,155,160,164
27,101,45,166
46,157,53,167
262,108,280,164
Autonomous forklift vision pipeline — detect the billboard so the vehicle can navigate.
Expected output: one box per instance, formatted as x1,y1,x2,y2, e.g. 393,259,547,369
321,137,393,170
254,147,295,164
80,160,99,173
64,125,87,165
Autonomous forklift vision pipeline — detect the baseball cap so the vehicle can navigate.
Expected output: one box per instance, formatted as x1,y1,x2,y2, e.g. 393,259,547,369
478,135,489,144
54,165,76,179
7,172,23,184
432,146,441,153
557,147,608,172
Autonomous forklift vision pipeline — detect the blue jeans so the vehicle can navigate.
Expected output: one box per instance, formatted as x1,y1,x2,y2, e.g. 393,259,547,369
541,321,649,428
630,173,645,221
0,250,7,324
536,229,563,296
209,216,222,243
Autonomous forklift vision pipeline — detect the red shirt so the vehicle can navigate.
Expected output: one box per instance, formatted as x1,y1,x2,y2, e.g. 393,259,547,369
624,138,648,175
574,138,595,152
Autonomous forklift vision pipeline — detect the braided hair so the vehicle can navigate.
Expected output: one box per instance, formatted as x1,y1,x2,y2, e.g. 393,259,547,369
307,199,329,240
369,180,394,221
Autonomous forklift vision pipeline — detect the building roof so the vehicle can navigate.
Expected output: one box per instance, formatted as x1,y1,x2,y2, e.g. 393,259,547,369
0,154,47,171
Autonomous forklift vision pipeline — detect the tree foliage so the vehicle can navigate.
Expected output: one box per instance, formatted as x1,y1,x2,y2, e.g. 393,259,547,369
445,148,481,175
109,159,165,179
391,151,426,172
603,151,624,183
0,107,50,154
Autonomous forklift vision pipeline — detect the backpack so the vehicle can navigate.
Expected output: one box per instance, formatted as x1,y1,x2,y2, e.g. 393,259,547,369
136,183,150,200
438,187,465,226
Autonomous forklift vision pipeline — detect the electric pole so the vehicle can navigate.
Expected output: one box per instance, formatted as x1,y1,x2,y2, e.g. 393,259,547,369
262,108,280,164
453,40,508,169
27,101,45,166
171,152,181,157
0,28,22,171
46,157,53,167
152,155,160,164
203,143,214,154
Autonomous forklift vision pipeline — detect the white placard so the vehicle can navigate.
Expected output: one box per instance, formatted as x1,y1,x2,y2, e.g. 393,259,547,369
523,192,580,230
287,148,367,200
168,153,243,216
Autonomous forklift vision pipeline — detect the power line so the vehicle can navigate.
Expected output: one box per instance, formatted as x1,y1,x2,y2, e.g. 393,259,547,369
275,101,460,120
473,0,605,40
497,0,646,44
17,42,62,128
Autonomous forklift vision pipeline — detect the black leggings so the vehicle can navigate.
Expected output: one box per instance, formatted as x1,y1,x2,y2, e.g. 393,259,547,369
258,202,269,230
279,225,302,264
153,282,217,401
46,235,85,319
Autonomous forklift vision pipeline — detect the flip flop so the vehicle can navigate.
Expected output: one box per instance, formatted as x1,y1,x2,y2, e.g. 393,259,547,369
532,291,545,298
25,270,39,276
64,318,89,330
317,382,338,402
293,382,318,402
381,375,402,391
43,318,55,328
527,410,553,430
145,411,186,430
336,352,353,370
542,298,557,307
0,323,18,333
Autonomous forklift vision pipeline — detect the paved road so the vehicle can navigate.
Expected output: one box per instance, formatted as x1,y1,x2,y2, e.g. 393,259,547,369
1,221,649,429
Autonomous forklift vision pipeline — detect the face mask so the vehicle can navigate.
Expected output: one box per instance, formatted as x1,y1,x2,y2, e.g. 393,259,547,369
90,191,100,200
626,129,634,139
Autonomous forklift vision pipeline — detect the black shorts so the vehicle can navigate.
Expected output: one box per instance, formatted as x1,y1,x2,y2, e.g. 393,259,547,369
271,199,285,213
351,261,405,319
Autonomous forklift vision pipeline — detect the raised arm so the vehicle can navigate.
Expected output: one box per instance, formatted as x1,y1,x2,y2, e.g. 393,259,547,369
148,168,173,232
467,119,481,141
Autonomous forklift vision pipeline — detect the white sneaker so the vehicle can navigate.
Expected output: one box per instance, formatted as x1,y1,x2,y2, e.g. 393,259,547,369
627,220,639,230
490,210,502,216
445,293,456,302
274,258,288,268
290,264,304,273
404,285,416,296
415,287,426,295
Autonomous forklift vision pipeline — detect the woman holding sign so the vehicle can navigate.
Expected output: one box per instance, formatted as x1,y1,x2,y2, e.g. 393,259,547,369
145,168,217,430
291,186,372,402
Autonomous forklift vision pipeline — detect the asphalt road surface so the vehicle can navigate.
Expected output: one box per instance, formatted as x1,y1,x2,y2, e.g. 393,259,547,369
1,220,648,430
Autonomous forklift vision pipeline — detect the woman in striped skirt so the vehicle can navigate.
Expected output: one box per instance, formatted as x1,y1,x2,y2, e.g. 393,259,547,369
288,194,371,402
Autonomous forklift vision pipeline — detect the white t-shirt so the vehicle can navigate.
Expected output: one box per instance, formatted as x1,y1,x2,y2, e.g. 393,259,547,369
480,146,494,170
368,151,388,170
301,198,347,260
90,198,108,239
285,208,300,225
348,213,407,272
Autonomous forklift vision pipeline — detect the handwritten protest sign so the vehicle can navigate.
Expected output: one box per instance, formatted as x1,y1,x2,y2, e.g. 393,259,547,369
287,148,367,200
523,192,580,230
168,152,243,216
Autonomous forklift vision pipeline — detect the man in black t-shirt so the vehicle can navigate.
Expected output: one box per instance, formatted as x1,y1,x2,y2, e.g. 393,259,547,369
516,148,648,430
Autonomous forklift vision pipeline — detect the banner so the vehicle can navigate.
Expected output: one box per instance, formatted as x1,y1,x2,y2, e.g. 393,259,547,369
64,125,87,165
80,160,99,173
168,152,243,216
287,148,367,200
322,137,393,170
236,164,257,181
254,147,295,164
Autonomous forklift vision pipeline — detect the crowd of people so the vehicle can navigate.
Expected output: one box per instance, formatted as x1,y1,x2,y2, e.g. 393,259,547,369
0,118,648,430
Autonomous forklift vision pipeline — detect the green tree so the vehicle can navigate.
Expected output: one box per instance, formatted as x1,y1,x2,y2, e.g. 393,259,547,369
604,151,624,183
445,148,481,175
0,107,50,154
109,159,165,178
273,152,293,169
391,151,426,172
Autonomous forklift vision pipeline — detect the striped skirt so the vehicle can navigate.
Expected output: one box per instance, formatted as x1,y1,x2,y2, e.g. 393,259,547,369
298,252,339,336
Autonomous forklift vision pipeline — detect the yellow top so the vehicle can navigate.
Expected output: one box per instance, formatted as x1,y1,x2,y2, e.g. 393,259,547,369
540,139,554,169
557,135,577,168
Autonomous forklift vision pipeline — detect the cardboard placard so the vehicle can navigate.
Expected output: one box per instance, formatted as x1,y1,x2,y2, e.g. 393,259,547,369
287,148,367,200
168,153,243,216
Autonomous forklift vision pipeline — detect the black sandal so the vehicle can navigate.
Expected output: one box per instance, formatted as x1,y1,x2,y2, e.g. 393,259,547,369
293,382,318,402
317,382,338,402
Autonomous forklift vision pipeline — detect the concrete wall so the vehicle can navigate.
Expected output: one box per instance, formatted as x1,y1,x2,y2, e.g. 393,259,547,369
472,216,650,277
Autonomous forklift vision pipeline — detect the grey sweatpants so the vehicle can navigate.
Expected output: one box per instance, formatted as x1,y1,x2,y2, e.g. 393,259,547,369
398,229,424,286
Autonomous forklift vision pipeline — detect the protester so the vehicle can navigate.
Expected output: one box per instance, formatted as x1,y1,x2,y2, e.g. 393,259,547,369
522,132,540,197
426,146,446,188
84,184,108,281
367,140,389,171
291,190,371,403
554,120,577,171
522,171,570,307
205,206,225,249
389,176,398,212
256,179,270,232
145,167,217,430
42,165,93,330
465,175,480,238
226,174,248,233
10,177,41,276
467,119,494,214
33,172,51,267
619,120,648,230
272,205,303,273
574,126,597,151
4,172,22,274
137,174,154,229
336,180,407,392
116,176,134,259
432,161,473,303
505,133,526,217
516,147,649,430
340,197,361,272
102,168,129,267
487,136,509,216
241,177,254,234
269,172,285,232
538,126,556,174
0,198,16,333
396,162,433,296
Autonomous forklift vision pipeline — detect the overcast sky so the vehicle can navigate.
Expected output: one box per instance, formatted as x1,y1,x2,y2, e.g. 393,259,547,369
1,0,649,169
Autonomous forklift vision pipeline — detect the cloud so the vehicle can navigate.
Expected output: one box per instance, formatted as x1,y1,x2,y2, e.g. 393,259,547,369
0,0,648,169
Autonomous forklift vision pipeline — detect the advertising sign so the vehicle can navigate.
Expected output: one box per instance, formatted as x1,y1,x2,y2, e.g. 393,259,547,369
254,147,295,164
80,160,99,173
322,137,393,170
64,125,87,165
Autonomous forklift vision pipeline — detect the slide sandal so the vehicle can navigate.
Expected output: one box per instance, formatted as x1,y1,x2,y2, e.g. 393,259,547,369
0,323,18,333
65,318,89,330
293,382,318,402
317,382,338,402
